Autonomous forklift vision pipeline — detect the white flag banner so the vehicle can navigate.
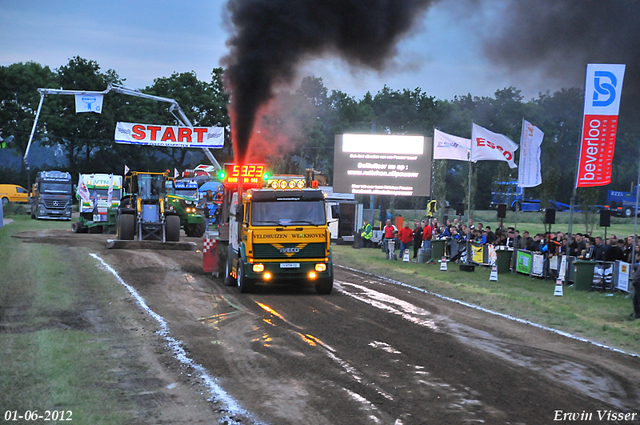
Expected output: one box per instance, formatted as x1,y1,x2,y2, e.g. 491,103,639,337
77,181,91,204
433,129,471,161
107,174,114,206
470,123,518,169
174,168,179,178
75,93,104,113
124,165,130,175
518,120,543,187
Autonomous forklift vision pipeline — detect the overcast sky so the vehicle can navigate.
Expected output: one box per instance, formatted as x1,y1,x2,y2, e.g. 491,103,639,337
1,0,568,102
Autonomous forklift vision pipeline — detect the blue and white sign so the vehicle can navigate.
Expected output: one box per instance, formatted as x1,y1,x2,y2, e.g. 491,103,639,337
74,93,104,114
583,64,626,116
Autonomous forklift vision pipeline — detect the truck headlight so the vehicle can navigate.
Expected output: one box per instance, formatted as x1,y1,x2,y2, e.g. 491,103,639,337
315,264,327,272
253,264,264,272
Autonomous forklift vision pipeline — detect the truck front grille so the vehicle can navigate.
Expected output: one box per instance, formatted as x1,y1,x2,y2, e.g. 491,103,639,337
252,242,326,259
44,199,69,210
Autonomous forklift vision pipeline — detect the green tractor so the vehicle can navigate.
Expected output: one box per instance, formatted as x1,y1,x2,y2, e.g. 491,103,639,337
166,178,207,237
117,171,181,242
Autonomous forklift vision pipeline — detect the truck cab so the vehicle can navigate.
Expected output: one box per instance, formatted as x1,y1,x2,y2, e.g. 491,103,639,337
30,171,73,220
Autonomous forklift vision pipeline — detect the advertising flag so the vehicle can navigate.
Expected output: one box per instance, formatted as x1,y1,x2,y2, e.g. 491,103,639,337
115,122,224,149
124,165,130,175
174,168,179,178
470,123,518,169
433,129,471,161
576,64,626,188
75,93,104,113
77,181,91,204
518,120,543,187
107,174,114,206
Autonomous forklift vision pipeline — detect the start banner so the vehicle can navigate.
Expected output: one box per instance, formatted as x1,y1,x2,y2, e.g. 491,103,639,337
115,122,224,148
576,64,625,188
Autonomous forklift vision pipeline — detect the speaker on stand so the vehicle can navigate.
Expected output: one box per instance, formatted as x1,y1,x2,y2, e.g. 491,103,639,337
600,209,611,242
544,208,556,234
496,204,507,231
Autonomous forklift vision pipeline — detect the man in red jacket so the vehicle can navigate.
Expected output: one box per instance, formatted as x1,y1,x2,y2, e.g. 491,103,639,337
422,219,432,249
398,222,414,256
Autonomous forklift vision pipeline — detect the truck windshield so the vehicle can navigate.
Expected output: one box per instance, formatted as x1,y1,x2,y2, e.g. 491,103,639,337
41,182,71,194
137,175,164,200
174,188,198,198
88,189,121,201
251,201,326,226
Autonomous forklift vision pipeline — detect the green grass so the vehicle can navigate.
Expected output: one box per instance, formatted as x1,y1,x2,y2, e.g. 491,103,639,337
0,215,143,424
333,244,640,354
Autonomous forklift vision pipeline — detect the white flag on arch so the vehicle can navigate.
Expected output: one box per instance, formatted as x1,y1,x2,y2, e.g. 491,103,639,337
470,123,518,169
75,93,103,113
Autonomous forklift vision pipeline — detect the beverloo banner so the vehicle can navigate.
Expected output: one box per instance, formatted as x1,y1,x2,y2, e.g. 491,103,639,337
115,122,224,148
576,64,626,188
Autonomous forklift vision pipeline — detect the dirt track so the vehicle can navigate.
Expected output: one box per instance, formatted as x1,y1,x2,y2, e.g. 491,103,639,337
13,229,640,424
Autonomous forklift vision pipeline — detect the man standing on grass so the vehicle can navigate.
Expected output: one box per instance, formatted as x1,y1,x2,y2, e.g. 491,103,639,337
412,221,423,261
398,222,414,258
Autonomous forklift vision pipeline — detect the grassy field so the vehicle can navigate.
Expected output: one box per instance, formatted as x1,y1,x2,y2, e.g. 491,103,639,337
332,244,640,354
0,216,149,424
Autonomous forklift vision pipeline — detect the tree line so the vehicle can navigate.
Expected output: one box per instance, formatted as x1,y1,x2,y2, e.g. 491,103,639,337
1,56,639,210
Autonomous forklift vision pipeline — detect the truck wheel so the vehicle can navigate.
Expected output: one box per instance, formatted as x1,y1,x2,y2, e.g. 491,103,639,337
224,245,236,286
117,214,135,240
71,221,83,233
237,262,254,293
1,197,8,204
166,215,180,241
316,263,334,294
315,277,333,295
624,206,634,218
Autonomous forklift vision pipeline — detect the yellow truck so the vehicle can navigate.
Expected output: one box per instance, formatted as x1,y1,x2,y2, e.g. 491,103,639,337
219,165,333,294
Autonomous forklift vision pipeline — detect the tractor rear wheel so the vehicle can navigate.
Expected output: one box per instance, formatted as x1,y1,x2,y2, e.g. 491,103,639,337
117,213,135,240
185,220,207,237
166,215,180,241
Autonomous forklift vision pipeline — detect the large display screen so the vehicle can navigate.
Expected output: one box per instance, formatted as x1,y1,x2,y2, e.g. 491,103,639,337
333,134,432,196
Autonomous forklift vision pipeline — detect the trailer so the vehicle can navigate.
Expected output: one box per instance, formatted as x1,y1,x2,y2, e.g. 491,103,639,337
72,173,122,233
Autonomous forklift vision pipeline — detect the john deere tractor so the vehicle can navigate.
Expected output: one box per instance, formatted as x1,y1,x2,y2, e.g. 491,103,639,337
116,171,180,242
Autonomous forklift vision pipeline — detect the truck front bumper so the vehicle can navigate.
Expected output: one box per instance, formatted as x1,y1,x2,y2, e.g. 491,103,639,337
244,260,332,282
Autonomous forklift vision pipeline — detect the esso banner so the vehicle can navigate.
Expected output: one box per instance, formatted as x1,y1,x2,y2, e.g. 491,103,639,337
470,123,518,169
576,64,625,188
114,122,224,148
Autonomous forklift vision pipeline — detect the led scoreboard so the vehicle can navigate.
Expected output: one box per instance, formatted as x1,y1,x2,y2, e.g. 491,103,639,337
222,163,266,188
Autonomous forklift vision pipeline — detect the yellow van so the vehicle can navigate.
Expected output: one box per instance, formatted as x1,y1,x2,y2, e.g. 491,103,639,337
0,184,29,204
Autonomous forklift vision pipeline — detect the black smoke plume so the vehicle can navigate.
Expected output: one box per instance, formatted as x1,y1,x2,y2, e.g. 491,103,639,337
222,0,435,162
482,0,640,123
